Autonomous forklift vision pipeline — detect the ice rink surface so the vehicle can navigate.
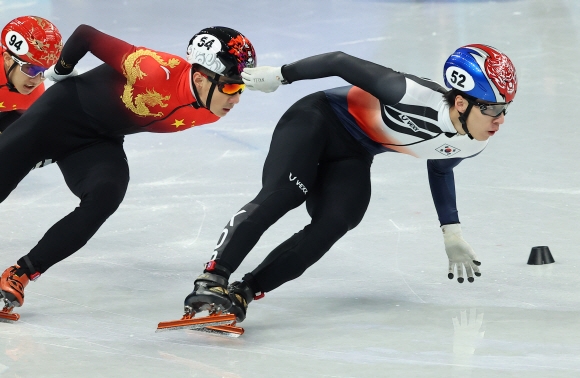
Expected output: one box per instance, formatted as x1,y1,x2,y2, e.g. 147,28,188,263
1,0,580,376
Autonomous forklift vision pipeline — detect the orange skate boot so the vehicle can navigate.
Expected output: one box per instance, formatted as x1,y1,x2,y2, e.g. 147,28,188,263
0,264,39,322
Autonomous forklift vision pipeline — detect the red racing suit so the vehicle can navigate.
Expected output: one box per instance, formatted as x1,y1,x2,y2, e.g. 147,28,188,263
0,47,45,132
54,24,219,135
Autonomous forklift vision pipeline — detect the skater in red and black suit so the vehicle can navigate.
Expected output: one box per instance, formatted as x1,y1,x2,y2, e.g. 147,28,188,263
183,45,517,323
0,16,63,317
0,24,256,315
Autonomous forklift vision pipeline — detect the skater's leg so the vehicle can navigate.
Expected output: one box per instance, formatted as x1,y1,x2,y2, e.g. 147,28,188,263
227,157,372,322
0,82,103,307
184,93,332,315
252,157,372,291
18,139,129,274
208,93,332,275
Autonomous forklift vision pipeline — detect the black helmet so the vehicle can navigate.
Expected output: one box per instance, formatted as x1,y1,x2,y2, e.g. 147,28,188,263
186,26,256,81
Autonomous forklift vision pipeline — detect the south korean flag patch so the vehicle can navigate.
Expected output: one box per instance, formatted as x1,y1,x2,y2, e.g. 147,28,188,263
436,144,461,157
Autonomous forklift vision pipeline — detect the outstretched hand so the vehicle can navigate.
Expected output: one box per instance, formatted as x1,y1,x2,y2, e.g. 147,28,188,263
241,66,286,93
442,224,481,283
45,65,78,82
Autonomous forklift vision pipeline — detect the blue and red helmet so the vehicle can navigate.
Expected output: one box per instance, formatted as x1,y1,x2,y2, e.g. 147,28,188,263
443,44,517,103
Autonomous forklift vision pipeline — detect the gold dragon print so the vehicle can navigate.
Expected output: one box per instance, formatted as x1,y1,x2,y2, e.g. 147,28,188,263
120,49,180,117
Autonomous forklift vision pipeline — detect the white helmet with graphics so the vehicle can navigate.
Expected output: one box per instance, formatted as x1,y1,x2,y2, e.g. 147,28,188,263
186,26,256,82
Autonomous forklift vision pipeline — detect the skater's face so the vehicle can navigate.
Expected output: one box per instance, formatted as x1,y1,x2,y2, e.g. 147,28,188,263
3,52,45,95
453,95,506,141
193,70,241,117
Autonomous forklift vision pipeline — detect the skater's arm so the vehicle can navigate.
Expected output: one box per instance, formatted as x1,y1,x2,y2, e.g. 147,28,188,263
53,24,137,76
242,52,408,105
282,52,406,104
428,158,482,283
427,158,462,225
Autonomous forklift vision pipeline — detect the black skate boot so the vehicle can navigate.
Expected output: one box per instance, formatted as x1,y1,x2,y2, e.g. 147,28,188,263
184,272,232,315
228,275,264,322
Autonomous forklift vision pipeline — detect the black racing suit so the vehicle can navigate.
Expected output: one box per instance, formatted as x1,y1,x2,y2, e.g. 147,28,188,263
208,52,488,293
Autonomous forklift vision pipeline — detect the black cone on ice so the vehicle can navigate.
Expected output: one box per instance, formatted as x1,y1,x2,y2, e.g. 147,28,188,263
527,246,555,265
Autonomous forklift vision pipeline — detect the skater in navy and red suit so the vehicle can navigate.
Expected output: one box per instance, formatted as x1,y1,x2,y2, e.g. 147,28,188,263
0,23,256,314
183,44,517,323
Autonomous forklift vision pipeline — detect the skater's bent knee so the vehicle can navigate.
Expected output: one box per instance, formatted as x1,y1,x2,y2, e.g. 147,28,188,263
318,212,363,232
80,179,128,214
255,188,306,210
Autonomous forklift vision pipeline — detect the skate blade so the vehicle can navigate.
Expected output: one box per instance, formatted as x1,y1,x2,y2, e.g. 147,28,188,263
194,324,244,338
156,313,236,332
0,307,20,323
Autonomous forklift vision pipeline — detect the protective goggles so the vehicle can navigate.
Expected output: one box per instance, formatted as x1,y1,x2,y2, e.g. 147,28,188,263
10,55,47,78
199,72,245,95
466,97,510,117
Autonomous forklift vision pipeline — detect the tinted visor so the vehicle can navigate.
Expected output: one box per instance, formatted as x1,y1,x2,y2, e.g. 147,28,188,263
11,55,46,78
479,102,510,117
217,81,245,95
199,71,245,95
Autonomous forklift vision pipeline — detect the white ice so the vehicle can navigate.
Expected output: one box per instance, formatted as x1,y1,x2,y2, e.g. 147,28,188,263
1,0,579,377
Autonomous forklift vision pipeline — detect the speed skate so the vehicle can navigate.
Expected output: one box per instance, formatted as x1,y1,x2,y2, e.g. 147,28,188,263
156,311,244,338
0,294,20,323
0,307,19,323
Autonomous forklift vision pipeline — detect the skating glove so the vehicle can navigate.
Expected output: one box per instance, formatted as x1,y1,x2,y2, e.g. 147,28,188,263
442,223,481,283
45,65,78,82
241,66,286,93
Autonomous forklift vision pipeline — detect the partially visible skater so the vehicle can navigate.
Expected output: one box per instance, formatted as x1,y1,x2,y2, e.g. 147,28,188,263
182,44,517,324
0,23,256,321
1,16,61,146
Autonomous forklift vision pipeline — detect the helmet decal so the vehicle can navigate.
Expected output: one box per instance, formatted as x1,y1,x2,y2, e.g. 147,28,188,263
444,65,475,92
187,33,226,74
443,44,517,103
4,30,30,55
227,34,256,75
472,44,517,102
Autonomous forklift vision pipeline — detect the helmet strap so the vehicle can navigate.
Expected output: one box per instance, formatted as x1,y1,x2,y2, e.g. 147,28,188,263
5,62,19,92
457,102,474,140
191,80,204,109
204,73,221,112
